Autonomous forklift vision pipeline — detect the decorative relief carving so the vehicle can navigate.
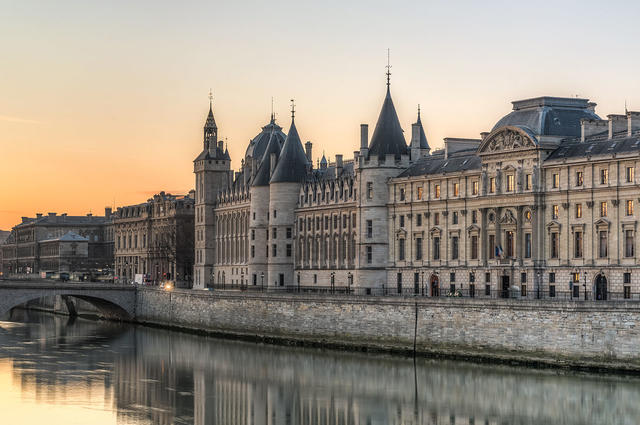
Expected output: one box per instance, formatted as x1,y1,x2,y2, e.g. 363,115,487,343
586,201,594,208
612,200,620,207
500,210,517,225
483,128,536,153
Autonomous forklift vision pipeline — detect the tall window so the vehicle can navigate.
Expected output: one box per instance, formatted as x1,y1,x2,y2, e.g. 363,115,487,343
576,203,582,219
399,187,405,201
472,210,477,223
600,168,609,184
600,201,608,217
366,246,372,263
552,173,559,188
366,220,372,238
525,174,532,190
366,182,373,199
433,237,440,260
471,235,478,259
452,236,459,260
399,215,405,228
398,239,405,261
626,200,634,216
489,177,496,193
434,184,440,198
552,205,559,220
505,231,514,258
576,171,584,186
453,182,459,197
627,166,635,183
416,214,422,226
452,212,458,225
434,213,440,226
574,231,583,258
286,244,292,257
599,231,608,258
625,230,635,258
524,233,532,258
488,234,495,259
416,238,423,260
507,174,515,192
550,232,559,259
417,186,423,200
472,181,479,195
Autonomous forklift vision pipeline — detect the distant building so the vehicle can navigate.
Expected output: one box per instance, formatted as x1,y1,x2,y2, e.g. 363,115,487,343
112,191,195,287
0,210,114,277
192,74,640,299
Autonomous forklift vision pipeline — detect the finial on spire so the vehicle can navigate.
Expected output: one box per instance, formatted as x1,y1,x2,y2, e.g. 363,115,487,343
385,48,391,88
209,88,213,108
271,96,275,121
290,98,296,120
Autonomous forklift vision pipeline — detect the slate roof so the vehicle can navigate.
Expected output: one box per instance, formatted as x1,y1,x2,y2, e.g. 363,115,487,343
308,162,355,182
546,135,640,161
205,104,217,130
252,131,282,186
270,119,310,184
194,145,229,161
398,150,481,177
244,117,286,162
368,87,408,158
14,215,108,228
40,231,89,243
415,111,429,150
492,96,600,137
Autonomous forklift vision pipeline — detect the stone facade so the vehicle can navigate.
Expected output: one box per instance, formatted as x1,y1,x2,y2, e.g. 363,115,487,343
113,191,195,286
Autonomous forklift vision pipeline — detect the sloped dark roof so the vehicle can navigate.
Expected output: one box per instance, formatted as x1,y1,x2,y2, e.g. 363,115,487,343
398,151,481,177
546,135,640,161
492,96,600,137
416,111,429,150
252,131,282,186
368,87,408,158
270,119,310,184
244,117,286,162
194,145,228,161
308,162,355,182
205,104,217,129
41,231,89,243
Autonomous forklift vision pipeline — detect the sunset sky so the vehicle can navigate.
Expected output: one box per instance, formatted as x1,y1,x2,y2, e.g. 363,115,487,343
2,0,640,229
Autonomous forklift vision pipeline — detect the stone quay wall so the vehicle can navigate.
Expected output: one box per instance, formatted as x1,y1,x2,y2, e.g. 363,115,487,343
135,288,640,372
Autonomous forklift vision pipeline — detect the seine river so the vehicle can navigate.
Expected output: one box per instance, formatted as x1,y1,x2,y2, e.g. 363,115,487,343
0,310,639,425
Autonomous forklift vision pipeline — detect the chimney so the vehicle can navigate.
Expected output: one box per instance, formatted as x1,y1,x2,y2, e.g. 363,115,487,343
48,212,56,217
335,154,343,175
87,213,92,217
305,141,313,163
218,140,224,151
21,217,29,223
580,118,608,142
270,153,277,177
607,114,627,139
360,124,368,149
61,213,67,217
628,111,640,136
36,213,42,219
104,207,112,217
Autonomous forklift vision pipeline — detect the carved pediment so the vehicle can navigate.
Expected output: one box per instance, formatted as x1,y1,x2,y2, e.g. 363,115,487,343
479,126,538,155
395,228,408,238
467,224,481,235
499,209,517,225
594,218,610,229
546,220,561,233
429,226,442,236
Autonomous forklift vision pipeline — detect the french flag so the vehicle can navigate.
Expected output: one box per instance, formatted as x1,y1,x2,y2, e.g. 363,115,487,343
495,245,503,258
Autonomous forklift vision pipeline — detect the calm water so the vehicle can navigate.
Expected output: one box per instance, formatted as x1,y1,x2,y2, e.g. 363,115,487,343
0,310,639,425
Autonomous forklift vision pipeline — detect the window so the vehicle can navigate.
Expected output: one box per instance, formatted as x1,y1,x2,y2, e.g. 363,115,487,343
286,244,292,257
417,186,423,200
469,283,475,298
576,171,583,186
452,212,458,225
453,182,459,197
576,203,582,219
472,181,479,195
251,229,255,240
399,215,405,228
599,231,608,258
452,236,459,260
626,166,635,183
550,232,559,259
626,200,634,216
366,220,373,238
470,273,476,283
398,239,405,261
489,177,496,193
251,245,255,258
399,187,405,201
343,214,347,227
313,274,317,284
272,227,277,239
624,286,631,299
279,274,284,286
521,272,527,283
624,272,631,284
416,214,422,226
366,246,372,263
524,233,532,258
433,237,440,260
549,272,556,283
549,285,556,298
600,201,608,217
273,210,277,218
574,231,583,258
450,272,456,282
507,174,515,192
434,213,439,226
485,284,491,296
472,210,477,224
333,215,338,229
488,234,495,259
272,244,277,257
552,173,559,188
521,285,527,297
485,272,491,283
434,184,440,198
286,227,292,239
525,174,532,190
416,238,423,260
366,182,373,199
552,205,559,220
505,231,514,257
600,168,609,184
471,235,478,259
324,216,329,230
625,230,635,257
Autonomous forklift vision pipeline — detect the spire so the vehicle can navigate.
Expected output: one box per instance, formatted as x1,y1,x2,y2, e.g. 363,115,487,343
367,79,407,159
290,98,296,121
205,89,217,130
413,104,430,151
252,129,281,186
386,48,391,89
270,113,309,184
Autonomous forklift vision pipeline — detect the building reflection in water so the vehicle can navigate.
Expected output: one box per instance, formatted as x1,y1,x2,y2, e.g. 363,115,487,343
1,310,640,425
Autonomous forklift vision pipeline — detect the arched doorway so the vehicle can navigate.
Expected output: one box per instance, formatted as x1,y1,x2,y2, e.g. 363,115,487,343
595,274,607,301
430,274,439,297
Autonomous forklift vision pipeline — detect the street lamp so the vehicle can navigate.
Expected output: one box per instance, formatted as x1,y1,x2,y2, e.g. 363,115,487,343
261,272,264,291
536,270,541,299
421,271,424,296
583,272,587,301
330,272,335,294
297,271,300,293
347,272,352,294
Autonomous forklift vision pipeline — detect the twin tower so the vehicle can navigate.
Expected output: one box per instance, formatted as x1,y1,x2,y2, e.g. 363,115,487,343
192,82,430,290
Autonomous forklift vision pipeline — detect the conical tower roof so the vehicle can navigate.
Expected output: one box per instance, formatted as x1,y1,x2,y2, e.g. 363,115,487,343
270,118,309,184
252,131,282,186
205,102,217,129
416,107,429,150
368,86,407,158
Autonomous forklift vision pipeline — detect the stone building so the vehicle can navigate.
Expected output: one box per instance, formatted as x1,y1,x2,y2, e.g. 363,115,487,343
193,75,640,299
113,191,195,286
0,210,114,277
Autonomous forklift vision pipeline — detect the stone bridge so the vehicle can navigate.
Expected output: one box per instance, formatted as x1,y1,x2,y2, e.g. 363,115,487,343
0,281,137,320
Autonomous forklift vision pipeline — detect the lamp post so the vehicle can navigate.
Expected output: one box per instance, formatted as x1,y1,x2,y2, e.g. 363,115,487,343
583,272,587,301
421,271,425,296
536,270,541,299
297,271,300,293
261,272,264,292
347,272,352,294
330,272,335,294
